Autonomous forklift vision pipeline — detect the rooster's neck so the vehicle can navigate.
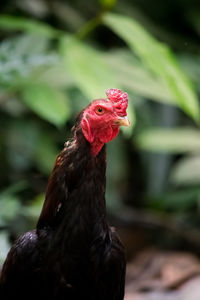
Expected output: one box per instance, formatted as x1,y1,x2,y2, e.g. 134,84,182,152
37,127,109,245
60,139,108,234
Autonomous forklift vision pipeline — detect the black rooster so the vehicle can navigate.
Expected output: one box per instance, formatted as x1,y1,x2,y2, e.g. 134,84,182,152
0,89,129,300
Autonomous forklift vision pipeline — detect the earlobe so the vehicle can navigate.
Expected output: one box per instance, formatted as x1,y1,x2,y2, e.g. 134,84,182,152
81,117,94,143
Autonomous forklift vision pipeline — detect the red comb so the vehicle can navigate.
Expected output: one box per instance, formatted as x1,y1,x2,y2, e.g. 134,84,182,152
106,88,128,116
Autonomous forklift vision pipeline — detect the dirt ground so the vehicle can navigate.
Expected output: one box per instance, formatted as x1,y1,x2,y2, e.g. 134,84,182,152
125,249,200,300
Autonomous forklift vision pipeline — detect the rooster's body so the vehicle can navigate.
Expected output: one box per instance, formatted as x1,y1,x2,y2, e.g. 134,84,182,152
0,89,129,300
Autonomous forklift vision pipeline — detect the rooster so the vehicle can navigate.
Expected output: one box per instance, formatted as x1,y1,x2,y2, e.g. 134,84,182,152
0,89,129,300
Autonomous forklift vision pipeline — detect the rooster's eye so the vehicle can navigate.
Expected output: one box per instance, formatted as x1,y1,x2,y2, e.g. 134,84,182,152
95,106,105,115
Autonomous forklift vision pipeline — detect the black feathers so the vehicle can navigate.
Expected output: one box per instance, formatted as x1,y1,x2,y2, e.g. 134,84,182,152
0,110,126,300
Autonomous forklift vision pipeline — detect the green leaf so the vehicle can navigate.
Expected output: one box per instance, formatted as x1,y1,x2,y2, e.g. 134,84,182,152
0,35,57,87
34,133,58,175
99,0,116,9
0,233,10,264
23,194,44,219
6,120,41,170
0,15,59,38
103,13,200,122
136,128,200,153
0,181,26,221
104,50,174,104
0,194,21,221
36,64,74,88
60,36,118,100
21,83,70,126
171,155,200,186
180,54,200,92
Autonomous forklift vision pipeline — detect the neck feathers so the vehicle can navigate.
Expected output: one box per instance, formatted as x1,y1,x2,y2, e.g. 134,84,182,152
37,119,107,234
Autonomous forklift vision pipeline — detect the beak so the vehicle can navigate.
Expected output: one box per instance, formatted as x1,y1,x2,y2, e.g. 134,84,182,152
114,116,130,127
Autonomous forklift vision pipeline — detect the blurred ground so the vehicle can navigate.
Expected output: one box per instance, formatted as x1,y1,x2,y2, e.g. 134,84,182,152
125,249,200,300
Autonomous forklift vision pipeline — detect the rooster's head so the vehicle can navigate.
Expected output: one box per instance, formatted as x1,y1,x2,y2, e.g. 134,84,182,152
81,88,130,156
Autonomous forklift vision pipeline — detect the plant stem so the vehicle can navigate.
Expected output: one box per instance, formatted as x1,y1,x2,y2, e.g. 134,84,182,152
75,9,106,40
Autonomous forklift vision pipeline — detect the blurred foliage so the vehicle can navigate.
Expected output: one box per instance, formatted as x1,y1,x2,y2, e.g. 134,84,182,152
0,0,200,263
